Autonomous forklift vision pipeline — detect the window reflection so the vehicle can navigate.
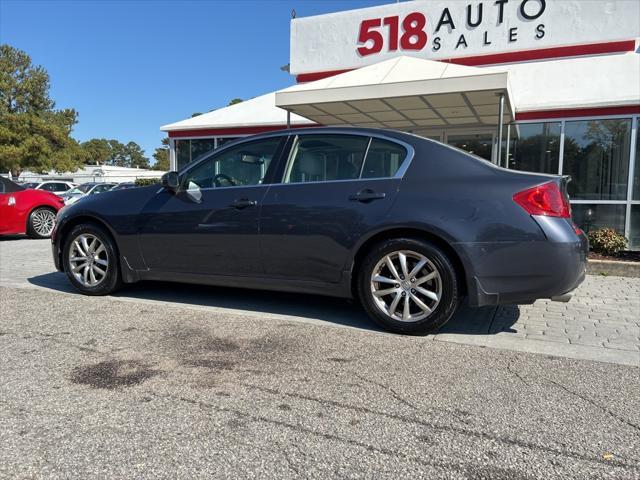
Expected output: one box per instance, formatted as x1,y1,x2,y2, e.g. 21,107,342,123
508,122,561,174
571,204,626,235
563,119,631,200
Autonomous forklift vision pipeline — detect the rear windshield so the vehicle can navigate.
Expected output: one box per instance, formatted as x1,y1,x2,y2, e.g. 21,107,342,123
0,177,26,194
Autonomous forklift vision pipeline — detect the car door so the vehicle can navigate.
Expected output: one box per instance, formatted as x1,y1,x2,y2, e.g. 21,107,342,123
260,133,410,283
137,136,285,276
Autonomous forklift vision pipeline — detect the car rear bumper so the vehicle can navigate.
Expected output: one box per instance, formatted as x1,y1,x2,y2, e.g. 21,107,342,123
456,217,588,307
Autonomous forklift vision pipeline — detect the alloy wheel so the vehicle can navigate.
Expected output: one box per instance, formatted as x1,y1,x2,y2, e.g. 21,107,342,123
370,250,442,322
68,233,109,287
31,209,56,237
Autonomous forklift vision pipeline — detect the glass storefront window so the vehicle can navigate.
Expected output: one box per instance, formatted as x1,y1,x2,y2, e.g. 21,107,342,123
507,122,561,174
563,119,631,200
630,205,640,250
447,133,493,161
571,204,626,235
175,139,191,170
190,139,216,161
633,124,640,200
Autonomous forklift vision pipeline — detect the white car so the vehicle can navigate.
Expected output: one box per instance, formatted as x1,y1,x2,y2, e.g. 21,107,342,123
60,182,117,205
22,181,77,196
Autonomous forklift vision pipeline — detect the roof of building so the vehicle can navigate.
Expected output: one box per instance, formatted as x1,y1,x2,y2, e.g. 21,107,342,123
160,91,316,132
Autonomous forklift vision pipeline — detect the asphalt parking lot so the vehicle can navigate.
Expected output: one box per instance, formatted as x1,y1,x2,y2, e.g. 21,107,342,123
1,237,639,479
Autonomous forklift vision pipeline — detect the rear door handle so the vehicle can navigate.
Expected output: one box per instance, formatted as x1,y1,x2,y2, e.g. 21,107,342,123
230,198,257,209
349,190,386,203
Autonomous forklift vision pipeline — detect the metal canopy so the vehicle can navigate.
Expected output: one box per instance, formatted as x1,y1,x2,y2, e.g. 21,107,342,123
276,56,514,130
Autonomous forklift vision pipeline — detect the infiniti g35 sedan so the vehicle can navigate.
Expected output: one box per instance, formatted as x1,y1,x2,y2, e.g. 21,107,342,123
51,128,587,335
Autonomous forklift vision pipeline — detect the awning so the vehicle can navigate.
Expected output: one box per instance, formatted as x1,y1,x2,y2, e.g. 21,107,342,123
275,56,514,129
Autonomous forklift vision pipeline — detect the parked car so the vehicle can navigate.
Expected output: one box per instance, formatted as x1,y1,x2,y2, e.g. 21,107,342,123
60,182,116,205
110,182,138,191
52,128,588,334
0,177,64,238
22,181,76,195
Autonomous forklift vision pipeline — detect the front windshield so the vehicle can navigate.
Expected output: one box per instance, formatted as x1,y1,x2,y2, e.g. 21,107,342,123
67,184,94,195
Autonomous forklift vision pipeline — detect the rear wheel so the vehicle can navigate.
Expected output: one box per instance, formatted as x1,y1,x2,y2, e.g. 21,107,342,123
63,223,121,295
357,238,460,335
26,207,56,239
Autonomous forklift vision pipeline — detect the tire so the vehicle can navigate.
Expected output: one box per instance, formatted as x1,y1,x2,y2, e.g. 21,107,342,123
357,238,460,335
62,223,122,295
26,207,57,239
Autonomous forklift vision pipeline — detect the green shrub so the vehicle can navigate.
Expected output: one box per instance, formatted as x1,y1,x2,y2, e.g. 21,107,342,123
587,228,627,256
135,177,161,187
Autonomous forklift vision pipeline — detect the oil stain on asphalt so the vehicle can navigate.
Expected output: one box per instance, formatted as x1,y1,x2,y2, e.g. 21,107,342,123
71,359,160,389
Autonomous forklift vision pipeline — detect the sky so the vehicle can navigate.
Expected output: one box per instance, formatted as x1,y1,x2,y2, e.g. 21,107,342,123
0,0,387,163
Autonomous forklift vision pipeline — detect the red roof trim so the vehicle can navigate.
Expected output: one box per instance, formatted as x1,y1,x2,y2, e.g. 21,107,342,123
295,40,637,83
167,124,313,138
515,105,640,121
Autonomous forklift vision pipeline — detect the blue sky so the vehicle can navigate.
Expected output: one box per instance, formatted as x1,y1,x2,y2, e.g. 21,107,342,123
0,0,386,162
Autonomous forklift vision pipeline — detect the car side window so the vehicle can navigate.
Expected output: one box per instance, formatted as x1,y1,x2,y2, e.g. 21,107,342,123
284,134,369,184
361,139,407,179
41,183,55,191
182,138,280,190
53,183,69,192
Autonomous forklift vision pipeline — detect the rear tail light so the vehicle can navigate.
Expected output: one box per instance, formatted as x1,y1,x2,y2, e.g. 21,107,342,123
513,181,571,218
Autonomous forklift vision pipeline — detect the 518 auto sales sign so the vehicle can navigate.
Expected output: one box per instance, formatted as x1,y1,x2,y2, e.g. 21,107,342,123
290,0,640,75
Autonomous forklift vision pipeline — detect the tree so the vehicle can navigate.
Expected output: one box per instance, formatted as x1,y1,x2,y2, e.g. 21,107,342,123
152,137,170,171
80,138,149,168
0,44,83,177
228,98,243,106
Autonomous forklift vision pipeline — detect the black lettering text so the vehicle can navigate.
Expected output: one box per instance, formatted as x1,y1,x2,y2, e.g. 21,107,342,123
436,8,456,32
535,23,545,38
467,3,483,27
509,27,518,42
432,37,441,51
494,0,509,24
483,31,492,45
456,34,468,49
520,0,546,20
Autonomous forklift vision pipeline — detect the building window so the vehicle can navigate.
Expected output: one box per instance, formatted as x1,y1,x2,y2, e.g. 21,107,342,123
507,122,561,174
176,139,191,170
191,139,217,161
630,205,640,250
633,123,640,200
571,204,626,235
563,119,632,201
447,133,493,161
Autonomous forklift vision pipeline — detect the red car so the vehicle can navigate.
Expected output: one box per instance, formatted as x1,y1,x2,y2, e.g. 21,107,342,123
0,177,65,238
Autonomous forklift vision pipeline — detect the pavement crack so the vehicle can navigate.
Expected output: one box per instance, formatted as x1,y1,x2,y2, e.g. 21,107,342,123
241,383,638,469
352,372,418,410
506,359,529,385
546,378,640,434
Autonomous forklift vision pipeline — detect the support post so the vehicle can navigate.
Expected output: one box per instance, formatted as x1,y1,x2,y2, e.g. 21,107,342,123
287,110,291,129
496,93,505,166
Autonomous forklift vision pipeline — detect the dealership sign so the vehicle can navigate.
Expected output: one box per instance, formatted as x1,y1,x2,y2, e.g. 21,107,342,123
290,0,640,75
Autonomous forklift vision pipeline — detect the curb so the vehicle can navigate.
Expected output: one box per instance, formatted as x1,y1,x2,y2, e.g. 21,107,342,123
587,259,640,278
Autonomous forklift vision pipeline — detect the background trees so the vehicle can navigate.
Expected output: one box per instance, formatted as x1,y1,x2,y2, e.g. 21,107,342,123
152,137,170,171
0,44,86,177
0,44,152,176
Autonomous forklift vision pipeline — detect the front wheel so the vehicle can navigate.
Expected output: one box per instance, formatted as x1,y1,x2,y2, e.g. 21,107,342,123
26,207,56,239
62,224,121,295
357,238,460,335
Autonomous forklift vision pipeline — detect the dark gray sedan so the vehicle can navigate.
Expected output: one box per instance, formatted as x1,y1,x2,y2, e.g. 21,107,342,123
51,128,587,335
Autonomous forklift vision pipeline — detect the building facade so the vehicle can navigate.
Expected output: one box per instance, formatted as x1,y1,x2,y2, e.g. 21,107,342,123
161,0,640,248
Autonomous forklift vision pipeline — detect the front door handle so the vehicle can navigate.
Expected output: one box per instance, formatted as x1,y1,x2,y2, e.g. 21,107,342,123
230,198,257,209
349,189,386,203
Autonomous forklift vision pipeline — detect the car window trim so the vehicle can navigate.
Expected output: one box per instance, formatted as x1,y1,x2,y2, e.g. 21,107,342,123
279,131,414,185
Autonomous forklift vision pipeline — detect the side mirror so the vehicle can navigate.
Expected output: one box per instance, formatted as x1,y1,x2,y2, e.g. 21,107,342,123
161,171,179,192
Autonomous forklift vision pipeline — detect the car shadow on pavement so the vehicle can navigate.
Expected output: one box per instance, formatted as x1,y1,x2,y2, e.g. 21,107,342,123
27,272,518,335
